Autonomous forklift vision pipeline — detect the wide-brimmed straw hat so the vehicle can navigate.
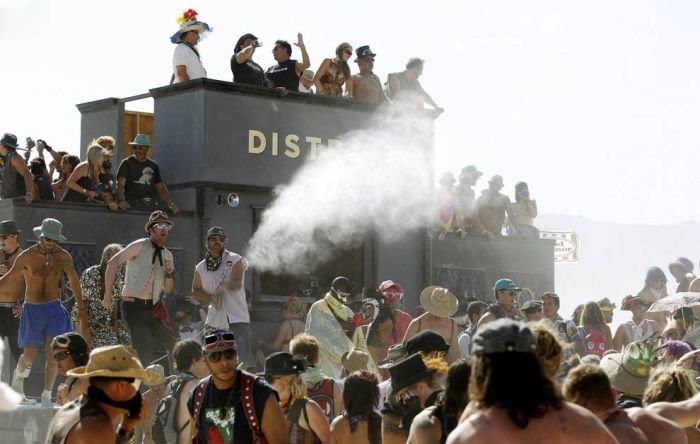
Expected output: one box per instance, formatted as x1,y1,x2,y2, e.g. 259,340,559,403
600,341,660,397
67,345,162,385
420,286,458,318
33,218,66,242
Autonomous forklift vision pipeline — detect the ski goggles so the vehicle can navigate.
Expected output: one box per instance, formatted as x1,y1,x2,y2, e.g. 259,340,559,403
203,331,236,355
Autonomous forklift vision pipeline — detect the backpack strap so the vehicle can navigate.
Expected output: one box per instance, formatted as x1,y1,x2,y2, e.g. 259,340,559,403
301,399,319,443
173,374,197,436
190,375,210,443
240,371,266,444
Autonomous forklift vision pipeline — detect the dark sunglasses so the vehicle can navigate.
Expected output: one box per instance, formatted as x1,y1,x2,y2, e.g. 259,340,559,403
207,349,236,363
134,145,149,150
53,350,71,361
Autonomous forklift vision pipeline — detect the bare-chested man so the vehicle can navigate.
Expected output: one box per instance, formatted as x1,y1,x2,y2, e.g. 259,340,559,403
447,319,617,444
351,46,387,104
562,363,686,444
0,220,25,377
3,218,88,404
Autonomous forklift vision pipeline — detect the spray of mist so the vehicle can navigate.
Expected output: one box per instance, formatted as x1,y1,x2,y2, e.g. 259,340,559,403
245,109,437,274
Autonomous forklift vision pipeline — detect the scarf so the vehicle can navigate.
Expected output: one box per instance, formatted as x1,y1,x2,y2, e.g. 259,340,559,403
324,292,354,322
205,252,223,272
301,366,326,386
342,411,368,433
151,241,164,266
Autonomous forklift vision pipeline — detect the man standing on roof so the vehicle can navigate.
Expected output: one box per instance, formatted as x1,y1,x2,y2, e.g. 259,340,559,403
170,9,211,83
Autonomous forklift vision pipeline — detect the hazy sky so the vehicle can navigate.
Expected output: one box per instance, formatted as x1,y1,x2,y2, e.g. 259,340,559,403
1,0,699,227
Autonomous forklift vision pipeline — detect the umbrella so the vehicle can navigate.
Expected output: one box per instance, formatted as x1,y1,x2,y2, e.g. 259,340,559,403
647,292,700,313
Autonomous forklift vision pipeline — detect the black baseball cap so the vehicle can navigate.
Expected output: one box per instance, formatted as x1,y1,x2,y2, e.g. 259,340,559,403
207,226,226,238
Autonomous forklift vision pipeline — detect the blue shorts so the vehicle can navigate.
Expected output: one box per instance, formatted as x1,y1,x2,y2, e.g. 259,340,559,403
19,300,72,348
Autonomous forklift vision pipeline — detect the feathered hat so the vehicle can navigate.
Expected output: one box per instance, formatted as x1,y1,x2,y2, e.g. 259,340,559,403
170,8,212,44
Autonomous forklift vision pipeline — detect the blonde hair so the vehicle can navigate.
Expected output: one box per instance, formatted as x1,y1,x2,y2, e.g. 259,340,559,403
643,364,697,405
100,243,123,268
530,321,564,378
277,374,308,404
85,144,106,181
424,357,449,389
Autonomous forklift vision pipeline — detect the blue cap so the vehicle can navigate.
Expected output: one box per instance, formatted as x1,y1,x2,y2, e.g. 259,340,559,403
494,278,520,292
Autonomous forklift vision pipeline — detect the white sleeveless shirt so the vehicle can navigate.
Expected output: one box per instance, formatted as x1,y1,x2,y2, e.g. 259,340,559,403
195,250,249,323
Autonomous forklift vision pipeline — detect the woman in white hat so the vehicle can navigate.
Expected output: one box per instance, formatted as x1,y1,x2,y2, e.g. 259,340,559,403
403,286,461,363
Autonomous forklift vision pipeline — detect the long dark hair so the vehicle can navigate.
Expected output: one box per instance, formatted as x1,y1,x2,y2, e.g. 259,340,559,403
470,352,562,429
343,371,381,444
433,359,471,438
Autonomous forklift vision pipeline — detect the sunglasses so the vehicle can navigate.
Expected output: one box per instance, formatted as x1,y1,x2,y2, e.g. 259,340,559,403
134,146,149,150
152,223,172,231
53,350,71,361
207,349,236,363
208,235,225,242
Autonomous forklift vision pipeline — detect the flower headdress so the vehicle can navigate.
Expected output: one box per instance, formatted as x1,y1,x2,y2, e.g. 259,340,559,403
170,8,212,44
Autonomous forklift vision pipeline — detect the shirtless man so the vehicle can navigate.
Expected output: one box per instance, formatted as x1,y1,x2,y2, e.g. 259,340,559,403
475,175,519,237
3,218,88,404
351,46,386,104
562,363,685,444
0,220,25,378
448,319,617,444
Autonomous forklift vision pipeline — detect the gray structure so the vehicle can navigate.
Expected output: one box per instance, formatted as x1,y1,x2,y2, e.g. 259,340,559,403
3,79,553,344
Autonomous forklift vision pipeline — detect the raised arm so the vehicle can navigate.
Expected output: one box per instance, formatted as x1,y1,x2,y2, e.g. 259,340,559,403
235,45,255,65
295,33,310,74
65,163,97,200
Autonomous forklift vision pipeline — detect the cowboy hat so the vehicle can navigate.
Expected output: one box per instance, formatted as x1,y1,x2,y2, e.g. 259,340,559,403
389,353,436,392
259,352,305,377
144,364,171,386
341,348,370,373
354,45,377,61
0,134,18,149
600,341,660,397
128,134,152,147
67,345,162,385
33,218,67,242
419,286,458,318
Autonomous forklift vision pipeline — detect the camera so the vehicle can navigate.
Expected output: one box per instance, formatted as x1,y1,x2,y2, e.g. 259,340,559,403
253,40,263,48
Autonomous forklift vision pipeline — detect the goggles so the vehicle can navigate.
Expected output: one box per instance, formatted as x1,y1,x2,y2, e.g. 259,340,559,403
152,223,172,231
203,331,236,354
52,334,73,349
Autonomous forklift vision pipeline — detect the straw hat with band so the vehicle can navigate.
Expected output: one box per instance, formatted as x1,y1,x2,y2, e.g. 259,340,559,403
600,341,660,397
67,345,161,385
420,286,458,318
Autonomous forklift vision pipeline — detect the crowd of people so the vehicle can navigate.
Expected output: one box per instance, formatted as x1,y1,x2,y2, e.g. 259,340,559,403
0,210,689,443
170,9,443,109
0,132,179,212
434,164,539,240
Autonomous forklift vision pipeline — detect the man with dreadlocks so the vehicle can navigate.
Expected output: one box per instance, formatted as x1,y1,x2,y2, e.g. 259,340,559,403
305,277,379,379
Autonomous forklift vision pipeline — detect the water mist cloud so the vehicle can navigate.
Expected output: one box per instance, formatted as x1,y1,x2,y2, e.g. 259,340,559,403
245,109,436,274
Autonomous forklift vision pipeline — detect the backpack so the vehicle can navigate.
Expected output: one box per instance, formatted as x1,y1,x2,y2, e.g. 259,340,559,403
584,326,608,358
307,378,338,423
154,372,196,444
